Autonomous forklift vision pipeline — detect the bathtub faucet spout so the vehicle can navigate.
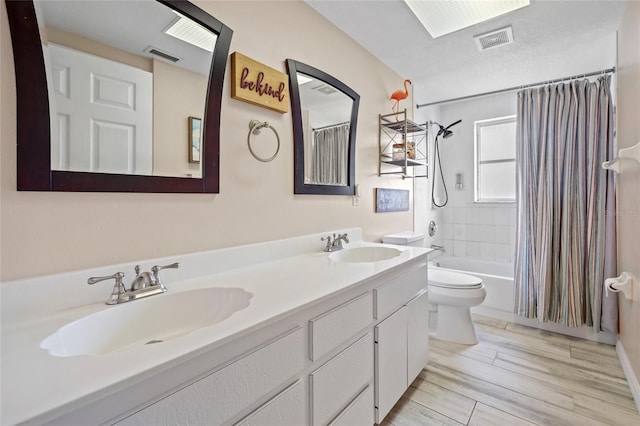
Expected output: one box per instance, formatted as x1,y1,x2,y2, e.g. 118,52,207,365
430,244,445,252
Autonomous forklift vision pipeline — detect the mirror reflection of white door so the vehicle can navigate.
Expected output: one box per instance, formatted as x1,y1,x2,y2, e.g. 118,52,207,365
48,43,152,175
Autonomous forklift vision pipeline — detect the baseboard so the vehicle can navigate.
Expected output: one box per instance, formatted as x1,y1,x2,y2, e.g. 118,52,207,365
471,305,617,345
616,340,640,414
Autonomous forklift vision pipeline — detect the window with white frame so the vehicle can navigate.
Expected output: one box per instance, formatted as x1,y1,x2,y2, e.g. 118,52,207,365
474,116,516,202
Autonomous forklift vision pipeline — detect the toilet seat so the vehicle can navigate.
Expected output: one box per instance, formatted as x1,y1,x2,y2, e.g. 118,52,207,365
428,269,483,289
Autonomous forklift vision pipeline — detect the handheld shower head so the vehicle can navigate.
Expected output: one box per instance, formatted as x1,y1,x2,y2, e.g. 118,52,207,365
431,118,462,209
435,119,462,139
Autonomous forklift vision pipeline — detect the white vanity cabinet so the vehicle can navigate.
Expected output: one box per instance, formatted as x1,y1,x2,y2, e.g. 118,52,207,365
373,264,429,424
114,266,428,426
3,230,433,426
115,328,305,426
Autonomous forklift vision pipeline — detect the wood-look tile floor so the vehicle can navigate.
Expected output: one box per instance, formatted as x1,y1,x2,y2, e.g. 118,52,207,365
381,314,640,426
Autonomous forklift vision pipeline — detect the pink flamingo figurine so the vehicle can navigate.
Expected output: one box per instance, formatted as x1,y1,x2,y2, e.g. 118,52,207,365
390,79,412,118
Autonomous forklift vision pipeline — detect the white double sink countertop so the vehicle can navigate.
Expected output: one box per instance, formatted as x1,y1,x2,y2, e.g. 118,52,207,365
0,228,431,425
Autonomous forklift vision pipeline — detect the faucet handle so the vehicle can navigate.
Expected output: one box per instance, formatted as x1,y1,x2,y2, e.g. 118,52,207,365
321,235,333,252
88,272,126,305
88,271,125,285
151,262,179,274
151,262,179,291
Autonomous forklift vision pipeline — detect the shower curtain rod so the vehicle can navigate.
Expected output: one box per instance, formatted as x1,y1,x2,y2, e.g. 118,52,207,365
312,121,350,131
416,67,615,109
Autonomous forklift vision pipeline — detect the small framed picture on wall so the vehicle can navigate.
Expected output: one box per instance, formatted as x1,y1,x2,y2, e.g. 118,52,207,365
189,116,202,163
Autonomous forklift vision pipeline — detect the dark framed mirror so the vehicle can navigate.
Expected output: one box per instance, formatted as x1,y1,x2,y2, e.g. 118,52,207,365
5,0,232,193
286,59,359,195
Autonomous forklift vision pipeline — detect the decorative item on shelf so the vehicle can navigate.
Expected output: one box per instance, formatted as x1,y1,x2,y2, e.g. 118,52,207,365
231,52,289,113
602,141,640,174
390,79,411,119
376,188,410,212
188,117,202,164
378,110,428,179
247,120,280,162
393,142,415,160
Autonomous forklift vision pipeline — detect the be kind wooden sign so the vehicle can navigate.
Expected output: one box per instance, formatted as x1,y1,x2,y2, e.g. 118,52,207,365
231,52,289,114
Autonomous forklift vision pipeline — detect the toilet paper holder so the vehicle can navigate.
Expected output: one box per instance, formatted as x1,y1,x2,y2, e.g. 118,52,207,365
605,272,636,301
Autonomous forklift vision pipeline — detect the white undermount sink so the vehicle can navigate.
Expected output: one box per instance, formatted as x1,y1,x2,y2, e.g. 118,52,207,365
329,246,403,263
40,287,253,357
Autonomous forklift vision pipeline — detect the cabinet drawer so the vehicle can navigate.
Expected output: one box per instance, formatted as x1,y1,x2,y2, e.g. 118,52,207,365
117,327,304,426
310,332,373,426
328,385,374,426
236,380,306,426
374,264,427,319
309,292,373,361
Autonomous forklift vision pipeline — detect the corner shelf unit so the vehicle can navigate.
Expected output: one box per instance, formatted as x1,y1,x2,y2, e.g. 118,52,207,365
378,110,428,179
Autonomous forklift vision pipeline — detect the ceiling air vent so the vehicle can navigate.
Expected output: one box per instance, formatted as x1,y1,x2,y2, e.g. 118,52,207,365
311,83,337,95
144,46,180,63
474,26,514,51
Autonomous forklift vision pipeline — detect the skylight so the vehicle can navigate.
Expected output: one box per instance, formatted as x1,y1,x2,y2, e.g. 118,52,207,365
297,74,314,85
404,0,530,38
164,13,217,52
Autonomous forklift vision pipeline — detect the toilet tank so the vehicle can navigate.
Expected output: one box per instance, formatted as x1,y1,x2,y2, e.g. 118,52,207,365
382,231,425,247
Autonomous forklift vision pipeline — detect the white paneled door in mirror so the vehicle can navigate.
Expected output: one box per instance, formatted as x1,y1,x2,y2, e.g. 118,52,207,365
48,44,153,175
35,0,213,179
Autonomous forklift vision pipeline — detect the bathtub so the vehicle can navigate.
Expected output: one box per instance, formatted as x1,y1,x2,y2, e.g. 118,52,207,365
428,256,616,344
429,256,514,314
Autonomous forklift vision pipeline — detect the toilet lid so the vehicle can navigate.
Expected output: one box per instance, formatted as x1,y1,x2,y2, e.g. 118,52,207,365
429,269,483,289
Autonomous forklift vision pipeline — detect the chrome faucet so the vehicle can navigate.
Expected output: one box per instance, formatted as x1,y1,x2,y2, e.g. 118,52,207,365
430,244,445,252
131,265,155,291
88,262,179,305
322,233,350,252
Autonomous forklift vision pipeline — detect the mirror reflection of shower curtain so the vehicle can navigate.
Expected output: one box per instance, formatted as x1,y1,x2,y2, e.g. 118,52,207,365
310,123,349,185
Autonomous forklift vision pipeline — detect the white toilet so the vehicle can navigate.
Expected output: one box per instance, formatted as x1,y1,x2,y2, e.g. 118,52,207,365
427,269,485,344
382,231,486,345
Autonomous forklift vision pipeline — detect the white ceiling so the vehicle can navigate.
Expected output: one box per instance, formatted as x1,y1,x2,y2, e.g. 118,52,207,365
306,0,627,106
37,0,213,76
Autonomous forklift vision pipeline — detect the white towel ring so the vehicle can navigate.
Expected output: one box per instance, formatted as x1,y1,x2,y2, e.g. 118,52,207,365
247,120,280,162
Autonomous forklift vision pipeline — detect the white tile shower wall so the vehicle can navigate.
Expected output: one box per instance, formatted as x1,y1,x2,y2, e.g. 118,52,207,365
441,202,516,262
436,91,518,263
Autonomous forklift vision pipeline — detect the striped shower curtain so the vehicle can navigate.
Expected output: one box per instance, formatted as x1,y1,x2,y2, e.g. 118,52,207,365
310,123,349,185
514,75,617,332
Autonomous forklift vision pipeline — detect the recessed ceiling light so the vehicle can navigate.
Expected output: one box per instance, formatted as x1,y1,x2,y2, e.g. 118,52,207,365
164,13,217,52
404,0,530,38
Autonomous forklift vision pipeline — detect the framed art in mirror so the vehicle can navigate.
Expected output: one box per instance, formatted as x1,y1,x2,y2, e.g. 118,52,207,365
5,0,232,193
286,59,360,195
189,117,202,164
